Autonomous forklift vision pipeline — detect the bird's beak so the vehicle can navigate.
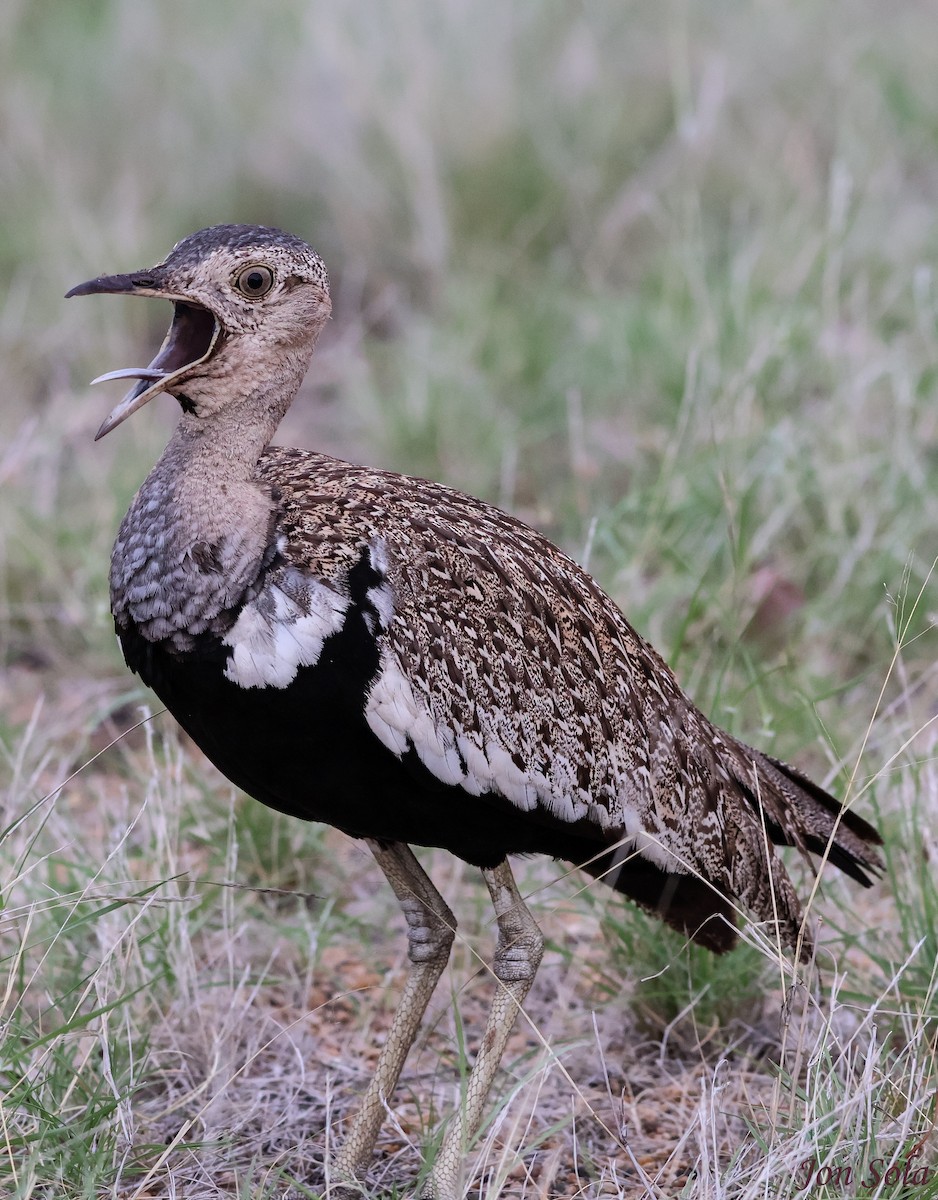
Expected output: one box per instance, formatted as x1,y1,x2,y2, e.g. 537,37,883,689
66,270,222,440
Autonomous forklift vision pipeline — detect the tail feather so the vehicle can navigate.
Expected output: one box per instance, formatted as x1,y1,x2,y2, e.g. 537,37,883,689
722,740,884,960
574,739,883,963
738,748,884,887
576,848,739,953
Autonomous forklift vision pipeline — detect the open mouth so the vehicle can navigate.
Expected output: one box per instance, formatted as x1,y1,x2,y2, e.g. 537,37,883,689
151,301,219,375
90,301,222,439
93,302,219,389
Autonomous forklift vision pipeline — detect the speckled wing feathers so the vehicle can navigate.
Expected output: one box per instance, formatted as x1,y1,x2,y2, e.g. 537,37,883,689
259,447,882,955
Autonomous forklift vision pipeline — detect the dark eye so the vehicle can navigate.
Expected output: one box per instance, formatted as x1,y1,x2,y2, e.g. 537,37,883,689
234,264,274,298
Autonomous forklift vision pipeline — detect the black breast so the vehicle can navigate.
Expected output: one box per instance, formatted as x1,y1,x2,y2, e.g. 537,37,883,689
116,576,612,870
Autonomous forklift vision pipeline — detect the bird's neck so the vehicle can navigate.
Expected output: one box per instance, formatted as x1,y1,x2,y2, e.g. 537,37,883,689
111,373,304,647
169,357,306,476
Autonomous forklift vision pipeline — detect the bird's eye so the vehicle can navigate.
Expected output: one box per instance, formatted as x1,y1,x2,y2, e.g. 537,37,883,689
234,265,275,299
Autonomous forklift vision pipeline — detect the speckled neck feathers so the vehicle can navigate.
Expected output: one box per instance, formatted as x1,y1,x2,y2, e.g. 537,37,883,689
109,337,311,650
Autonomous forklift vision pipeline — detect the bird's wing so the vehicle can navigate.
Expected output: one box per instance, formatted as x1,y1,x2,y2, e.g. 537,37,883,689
262,448,671,819
259,448,879,952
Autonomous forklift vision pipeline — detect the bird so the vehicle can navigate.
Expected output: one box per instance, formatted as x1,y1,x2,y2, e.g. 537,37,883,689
68,224,883,1199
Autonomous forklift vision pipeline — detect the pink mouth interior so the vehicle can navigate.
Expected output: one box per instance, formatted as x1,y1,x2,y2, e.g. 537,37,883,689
151,302,218,374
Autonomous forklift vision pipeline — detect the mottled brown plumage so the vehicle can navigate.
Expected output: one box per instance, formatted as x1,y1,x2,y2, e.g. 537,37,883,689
259,447,879,946
69,225,883,1199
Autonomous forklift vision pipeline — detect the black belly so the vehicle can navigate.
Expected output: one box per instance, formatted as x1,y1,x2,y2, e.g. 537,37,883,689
117,616,608,870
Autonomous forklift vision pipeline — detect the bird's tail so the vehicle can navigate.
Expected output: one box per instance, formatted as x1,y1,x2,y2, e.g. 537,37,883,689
577,848,742,953
741,748,883,888
576,741,883,960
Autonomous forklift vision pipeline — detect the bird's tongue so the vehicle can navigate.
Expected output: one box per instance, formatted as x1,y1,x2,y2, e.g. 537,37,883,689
91,301,220,440
92,301,218,392
91,367,167,395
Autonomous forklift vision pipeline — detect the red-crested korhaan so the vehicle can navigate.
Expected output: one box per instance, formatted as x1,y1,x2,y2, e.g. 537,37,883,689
69,225,883,1199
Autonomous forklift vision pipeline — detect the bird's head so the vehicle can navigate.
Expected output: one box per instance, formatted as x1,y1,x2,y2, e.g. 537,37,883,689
67,224,331,440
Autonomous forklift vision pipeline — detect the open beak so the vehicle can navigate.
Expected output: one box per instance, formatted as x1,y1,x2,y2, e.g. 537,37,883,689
65,270,222,440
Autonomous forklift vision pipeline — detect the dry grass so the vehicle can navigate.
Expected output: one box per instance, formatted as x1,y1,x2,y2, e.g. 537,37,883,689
2,2,938,1197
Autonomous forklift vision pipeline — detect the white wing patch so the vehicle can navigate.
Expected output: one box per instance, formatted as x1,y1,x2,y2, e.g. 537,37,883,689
365,646,618,823
365,655,465,782
224,573,349,689
363,648,690,871
366,579,395,630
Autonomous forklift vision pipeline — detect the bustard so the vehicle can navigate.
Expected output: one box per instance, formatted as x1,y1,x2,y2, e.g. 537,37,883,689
69,225,882,1199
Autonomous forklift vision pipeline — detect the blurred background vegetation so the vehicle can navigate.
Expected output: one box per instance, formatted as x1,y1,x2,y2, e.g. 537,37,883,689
3,0,937,693
1,3,937,1196
3,0,937,750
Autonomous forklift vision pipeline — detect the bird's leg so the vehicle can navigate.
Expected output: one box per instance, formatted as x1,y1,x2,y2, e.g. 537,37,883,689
331,839,456,1191
420,858,544,1200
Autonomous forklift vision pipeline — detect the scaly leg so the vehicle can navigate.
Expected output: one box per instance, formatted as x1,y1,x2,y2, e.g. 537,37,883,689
331,839,456,1191
420,858,544,1200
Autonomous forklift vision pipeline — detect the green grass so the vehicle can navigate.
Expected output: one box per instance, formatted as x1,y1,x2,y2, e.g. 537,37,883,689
2,2,938,1196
